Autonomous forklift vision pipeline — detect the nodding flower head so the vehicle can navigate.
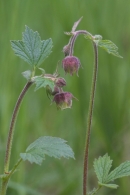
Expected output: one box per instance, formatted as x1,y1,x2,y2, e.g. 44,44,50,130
53,92,76,110
62,56,81,76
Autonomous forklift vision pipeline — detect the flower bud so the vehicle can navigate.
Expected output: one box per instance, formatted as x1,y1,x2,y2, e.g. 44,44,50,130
63,44,70,56
53,92,74,110
62,56,81,76
55,77,66,88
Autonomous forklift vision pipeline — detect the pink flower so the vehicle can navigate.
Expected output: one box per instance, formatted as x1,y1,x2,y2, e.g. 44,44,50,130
53,92,75,110
62,56,81,76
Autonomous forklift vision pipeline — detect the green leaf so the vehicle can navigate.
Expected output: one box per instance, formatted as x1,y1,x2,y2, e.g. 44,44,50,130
36,39,53,66
11,40,33,65
97,40,123,58
98,182,118,189
22,26,41,66
20,136,75,165
11,26,53,67
22,70,32,80
33,76,55,91
93,154,113,183
106,161,130,183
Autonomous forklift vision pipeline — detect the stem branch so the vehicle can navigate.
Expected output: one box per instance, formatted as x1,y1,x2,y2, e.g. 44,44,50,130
1,158,22,195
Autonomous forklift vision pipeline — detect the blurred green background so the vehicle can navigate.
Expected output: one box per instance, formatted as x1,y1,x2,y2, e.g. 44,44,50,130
0,0,130,195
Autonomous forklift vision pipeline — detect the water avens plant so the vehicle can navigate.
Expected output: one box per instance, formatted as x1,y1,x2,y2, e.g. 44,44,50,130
1,17,130,195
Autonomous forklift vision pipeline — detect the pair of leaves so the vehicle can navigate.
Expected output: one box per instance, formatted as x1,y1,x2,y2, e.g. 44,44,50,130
11,26,53,67
20,136,75,165
94,154,130,189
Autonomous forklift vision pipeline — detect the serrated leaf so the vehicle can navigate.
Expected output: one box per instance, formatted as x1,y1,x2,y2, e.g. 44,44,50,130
22,70,32,80
106,161,130,183
11,26,53,67
11,40,33,65
98,182,118,189
97,40,123,58
34,76,55,91
93,154,113,183
20,136,75,165
22,26,41,66
20,149,44,165
36,39,53,66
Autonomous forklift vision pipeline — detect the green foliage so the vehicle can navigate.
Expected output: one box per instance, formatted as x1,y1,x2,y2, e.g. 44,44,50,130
20,136,75,165
94,154,130,190
11,26,53,67
93,154,112,183
107,161,130,182
1,1,129,195
97,40,123,58
85,34,122,58
33,76,55,91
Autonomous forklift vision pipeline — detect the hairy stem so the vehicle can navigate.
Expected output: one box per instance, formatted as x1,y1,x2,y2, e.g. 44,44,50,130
1,81,33,195
69,30,93,56
1,158,22,195
4,81,33,173
69,30,98,195
83,42,98,195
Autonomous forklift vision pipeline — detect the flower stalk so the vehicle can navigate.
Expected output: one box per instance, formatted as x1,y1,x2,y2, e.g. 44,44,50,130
83,42,98,195
68,30,98,195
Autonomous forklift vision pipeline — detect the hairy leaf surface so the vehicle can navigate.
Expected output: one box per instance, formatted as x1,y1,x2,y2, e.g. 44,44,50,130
107,161,130,183
11,26,53,67
20,136,75,165
33,76,55,91
93,154,112,183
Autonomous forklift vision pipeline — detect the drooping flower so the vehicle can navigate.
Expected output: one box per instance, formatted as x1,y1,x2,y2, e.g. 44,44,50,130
62,56,81,76
53,92,76,110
